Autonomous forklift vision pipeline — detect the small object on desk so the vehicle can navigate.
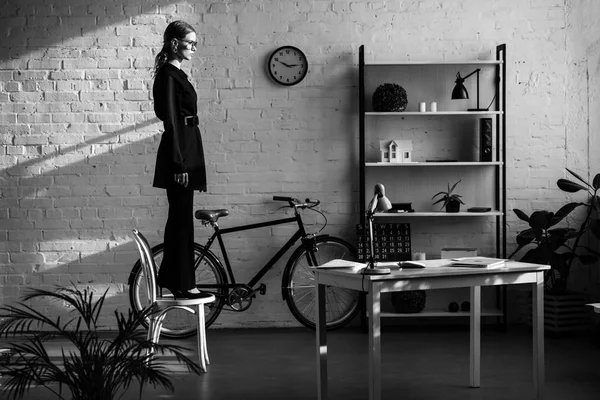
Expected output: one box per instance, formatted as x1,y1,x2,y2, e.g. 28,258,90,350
397,261,426,269
449,257,506,268
467,207,492,212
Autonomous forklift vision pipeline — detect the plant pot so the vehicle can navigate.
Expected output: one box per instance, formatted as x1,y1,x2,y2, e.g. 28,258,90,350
540,291,590,337
446,200,460,213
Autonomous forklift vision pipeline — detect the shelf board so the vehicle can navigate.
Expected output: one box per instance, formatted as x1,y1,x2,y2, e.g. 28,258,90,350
366,162,502,167
365,111,503,116
381,308,504,318
374,211,503,218
365,60,503,66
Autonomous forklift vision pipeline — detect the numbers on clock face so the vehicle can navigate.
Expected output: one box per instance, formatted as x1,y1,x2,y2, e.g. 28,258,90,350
268,46,308,86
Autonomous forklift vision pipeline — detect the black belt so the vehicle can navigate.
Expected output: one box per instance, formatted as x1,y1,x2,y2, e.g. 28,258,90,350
184,115,199,126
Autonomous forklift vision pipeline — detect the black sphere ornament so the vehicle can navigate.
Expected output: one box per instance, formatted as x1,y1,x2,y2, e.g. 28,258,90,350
372,83,408,112
461,301,471,312
448,301,459,312
391,290,426,313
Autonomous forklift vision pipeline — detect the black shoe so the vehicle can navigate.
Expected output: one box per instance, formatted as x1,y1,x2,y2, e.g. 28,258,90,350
170,289,213,300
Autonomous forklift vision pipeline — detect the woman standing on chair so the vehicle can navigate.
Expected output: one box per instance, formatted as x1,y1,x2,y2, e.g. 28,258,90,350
152,20,206,299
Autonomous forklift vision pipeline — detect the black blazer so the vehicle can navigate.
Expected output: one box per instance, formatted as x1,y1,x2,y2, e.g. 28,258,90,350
152,63,206,191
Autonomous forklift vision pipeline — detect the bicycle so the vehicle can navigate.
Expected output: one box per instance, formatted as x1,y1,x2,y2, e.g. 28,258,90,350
128,196,361,338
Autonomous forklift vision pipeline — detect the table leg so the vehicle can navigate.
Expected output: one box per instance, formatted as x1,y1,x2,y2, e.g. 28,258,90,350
367,283,381,400
470,285,481,388
316,282,327,400
532,272,545,400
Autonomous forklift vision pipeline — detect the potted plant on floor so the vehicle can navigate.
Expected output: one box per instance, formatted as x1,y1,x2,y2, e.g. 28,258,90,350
432,179,464,212
509,168,600,293
510,168,600,335
0,285,202,400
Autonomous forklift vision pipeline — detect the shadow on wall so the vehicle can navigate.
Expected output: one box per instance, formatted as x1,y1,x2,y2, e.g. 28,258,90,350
1,0,188,64
1,119,166,322
1,1,183,319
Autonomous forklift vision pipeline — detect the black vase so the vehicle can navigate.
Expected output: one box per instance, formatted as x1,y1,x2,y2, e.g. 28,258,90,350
446,199,460,213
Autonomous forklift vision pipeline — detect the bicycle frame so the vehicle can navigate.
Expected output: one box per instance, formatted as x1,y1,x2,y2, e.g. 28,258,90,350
196,209,317,292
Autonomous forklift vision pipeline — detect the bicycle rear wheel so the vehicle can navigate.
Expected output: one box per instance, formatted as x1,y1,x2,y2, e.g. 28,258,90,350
128,243,226,339
283,236,360,330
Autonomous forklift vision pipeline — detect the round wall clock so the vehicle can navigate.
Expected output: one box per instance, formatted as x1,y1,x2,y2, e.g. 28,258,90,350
267,46,308,86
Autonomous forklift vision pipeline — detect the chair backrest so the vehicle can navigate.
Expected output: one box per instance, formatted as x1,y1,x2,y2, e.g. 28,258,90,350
132,229,158,304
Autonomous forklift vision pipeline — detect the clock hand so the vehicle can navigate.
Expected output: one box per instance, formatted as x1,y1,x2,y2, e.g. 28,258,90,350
278,60,292,67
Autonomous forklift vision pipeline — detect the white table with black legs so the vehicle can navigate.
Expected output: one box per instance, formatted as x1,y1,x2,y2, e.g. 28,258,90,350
315,259,550,400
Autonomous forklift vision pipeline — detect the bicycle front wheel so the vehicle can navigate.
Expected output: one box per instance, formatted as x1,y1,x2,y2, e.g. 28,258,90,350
128,243,227,339
283,236,360,330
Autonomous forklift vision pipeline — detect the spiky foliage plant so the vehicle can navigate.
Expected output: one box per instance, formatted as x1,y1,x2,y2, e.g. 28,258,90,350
432,179,465,211
0,285,201,400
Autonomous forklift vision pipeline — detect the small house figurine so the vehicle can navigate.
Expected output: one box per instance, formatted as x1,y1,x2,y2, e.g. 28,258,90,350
380,140,412,163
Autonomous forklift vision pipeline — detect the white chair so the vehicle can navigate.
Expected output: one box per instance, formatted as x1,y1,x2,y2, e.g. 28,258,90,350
131,229,215,372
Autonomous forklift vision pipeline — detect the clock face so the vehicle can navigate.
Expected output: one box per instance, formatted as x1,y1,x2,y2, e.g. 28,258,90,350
267,46,308,86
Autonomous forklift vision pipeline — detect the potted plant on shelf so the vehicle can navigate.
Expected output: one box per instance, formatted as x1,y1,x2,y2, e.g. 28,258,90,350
509,168,600,335
432,179,464,212
0,285,202,400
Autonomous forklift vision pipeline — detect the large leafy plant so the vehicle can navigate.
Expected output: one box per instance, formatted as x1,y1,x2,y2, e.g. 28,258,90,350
509,168,600,293
0,285,201,400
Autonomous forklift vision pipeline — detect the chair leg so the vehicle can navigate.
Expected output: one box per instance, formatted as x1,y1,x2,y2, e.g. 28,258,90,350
147,313,168,362
153,312,168,345
196,304,208,372
201,305,209,365
146,319,157,361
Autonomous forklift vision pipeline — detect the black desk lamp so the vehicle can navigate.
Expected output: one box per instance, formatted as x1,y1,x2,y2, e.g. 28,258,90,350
362,183,393,275
451,69,489,112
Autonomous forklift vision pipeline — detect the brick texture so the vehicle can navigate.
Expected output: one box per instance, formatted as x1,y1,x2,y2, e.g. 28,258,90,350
0,0,598,328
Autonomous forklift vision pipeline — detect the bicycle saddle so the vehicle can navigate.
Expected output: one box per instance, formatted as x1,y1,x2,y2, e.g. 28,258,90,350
194,209,229,223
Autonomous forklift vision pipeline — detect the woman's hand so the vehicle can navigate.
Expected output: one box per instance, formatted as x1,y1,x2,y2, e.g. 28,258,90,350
174,172,189,187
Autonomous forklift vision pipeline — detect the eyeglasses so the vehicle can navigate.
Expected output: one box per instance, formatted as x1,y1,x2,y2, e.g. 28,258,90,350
178,39,198,48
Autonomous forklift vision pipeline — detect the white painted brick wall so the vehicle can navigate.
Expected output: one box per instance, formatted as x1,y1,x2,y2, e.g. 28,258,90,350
0,0,598,328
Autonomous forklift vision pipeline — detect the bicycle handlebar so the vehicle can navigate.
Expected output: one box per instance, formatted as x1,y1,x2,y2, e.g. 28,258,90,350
272,196,320,209
273,196,296,203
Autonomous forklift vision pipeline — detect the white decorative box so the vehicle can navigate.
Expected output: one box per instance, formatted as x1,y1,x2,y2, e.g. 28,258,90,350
441,247,478,259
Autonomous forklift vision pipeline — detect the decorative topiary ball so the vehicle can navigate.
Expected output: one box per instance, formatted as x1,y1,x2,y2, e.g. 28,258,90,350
391,290,426,313
372,83,408,112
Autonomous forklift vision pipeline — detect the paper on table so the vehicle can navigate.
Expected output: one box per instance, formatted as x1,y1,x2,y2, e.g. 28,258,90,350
316,259,367,269
448,257,506,268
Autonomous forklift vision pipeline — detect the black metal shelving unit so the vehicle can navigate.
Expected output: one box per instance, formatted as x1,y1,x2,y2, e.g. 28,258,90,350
358,44,507,325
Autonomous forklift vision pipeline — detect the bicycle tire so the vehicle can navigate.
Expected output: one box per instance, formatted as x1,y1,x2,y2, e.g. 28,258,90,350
128,242,227,339
282,236,360,330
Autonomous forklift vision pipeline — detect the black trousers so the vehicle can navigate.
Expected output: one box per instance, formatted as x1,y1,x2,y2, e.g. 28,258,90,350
158,185,196,291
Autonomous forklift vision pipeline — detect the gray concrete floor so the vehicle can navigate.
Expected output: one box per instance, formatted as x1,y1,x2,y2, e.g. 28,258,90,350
2,326,599,400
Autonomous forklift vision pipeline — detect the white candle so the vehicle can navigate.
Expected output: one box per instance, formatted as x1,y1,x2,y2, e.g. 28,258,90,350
419,102,426,112
430,102,437,112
